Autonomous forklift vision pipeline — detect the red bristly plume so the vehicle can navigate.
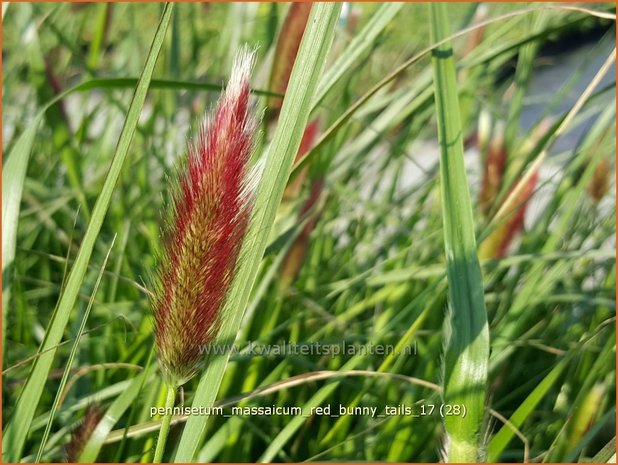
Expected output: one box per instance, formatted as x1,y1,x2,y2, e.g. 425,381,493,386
152,50,258,385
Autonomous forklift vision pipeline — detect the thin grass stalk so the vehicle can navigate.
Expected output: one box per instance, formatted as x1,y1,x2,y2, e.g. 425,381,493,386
429,3,490,462
153,382,177,463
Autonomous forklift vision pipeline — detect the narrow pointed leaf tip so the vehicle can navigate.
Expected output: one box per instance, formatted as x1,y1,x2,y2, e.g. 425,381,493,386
152,49,258,385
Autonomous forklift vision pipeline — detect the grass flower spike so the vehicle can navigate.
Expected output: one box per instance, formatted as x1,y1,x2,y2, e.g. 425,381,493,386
478,121,506,216
479,169,539,259
153,49,258,386
65,405,103,462
151,48,258,463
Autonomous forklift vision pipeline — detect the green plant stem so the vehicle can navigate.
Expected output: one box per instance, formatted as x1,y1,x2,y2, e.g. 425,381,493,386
153,382,177,463
429,3,490,463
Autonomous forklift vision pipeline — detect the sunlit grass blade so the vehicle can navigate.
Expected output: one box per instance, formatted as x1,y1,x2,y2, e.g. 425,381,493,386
173,4,342,461
312,2,402,108
1,4,174,461
429,3,490,462
35,236,116,462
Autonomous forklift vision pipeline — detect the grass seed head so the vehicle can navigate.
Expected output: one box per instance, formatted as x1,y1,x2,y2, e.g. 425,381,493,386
152,49,258,385
588,156,610,204
65,405,103,462
479,120,506,216
584,126,613,205
479,169,539,259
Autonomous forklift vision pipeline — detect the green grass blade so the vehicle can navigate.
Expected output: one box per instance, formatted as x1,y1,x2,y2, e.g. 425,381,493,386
258,283,440,462
68,77,280,97
172,3,342,461
486,359,567,462
1,4,173,461
35,236,116,462
295,5,612,177
429,3,490,462
312,2,402,109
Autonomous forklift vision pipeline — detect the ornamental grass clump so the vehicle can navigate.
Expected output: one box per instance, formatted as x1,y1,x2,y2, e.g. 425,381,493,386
150,49,258,462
